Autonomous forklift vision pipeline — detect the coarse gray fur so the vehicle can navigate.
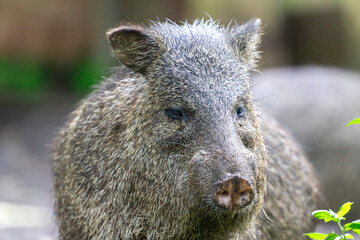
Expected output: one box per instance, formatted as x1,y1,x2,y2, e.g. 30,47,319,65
52,19,320,239
253,66,360,220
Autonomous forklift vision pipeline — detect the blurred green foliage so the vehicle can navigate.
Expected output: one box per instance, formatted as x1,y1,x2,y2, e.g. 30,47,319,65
72,59,105,95
304,202,359,239
347,118,360,126
0,57,46,102
0,58,44,91
0,57,106,103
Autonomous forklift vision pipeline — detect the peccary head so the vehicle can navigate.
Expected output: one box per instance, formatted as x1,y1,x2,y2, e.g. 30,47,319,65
105,19,267,238
53,19,267,240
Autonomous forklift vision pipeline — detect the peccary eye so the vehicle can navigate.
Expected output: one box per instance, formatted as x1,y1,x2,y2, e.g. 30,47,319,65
237,106,245,118
165,108,186,121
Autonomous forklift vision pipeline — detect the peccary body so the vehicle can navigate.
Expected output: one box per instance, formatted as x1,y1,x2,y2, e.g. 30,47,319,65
253,66,360,220
53,19,319,239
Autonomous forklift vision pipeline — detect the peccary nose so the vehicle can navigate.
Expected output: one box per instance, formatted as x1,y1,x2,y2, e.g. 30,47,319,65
214,176,254,211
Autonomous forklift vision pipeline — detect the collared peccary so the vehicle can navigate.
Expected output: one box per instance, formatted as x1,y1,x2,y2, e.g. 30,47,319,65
252,66,360,220
52,19,320,239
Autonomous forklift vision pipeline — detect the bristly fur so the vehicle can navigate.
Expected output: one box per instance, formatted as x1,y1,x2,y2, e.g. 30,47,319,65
52,18,320,239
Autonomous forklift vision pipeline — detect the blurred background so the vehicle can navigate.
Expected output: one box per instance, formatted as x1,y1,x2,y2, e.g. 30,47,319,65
1,0,360,239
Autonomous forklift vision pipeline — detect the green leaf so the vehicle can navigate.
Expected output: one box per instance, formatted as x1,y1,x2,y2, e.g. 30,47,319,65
333,233,354,239
329,209,339,218
338,202,353,219
347,118,360,126
345,220,360,235
345,233,354,239
304,232,328,239
326,232,340,240
313,210,339,223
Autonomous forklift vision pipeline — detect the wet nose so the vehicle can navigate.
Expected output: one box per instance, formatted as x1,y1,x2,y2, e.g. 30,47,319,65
214,176,255,211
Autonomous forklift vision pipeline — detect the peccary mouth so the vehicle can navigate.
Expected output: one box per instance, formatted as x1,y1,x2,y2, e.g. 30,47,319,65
185,195,258,238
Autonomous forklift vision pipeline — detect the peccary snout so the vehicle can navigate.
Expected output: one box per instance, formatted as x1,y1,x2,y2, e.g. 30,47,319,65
214,176,254,210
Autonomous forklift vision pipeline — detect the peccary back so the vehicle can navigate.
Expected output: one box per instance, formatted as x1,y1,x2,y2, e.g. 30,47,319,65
253,66,360,219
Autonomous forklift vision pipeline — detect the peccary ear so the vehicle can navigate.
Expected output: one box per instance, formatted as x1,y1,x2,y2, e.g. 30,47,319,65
106,25,162,74
228,19,262,69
